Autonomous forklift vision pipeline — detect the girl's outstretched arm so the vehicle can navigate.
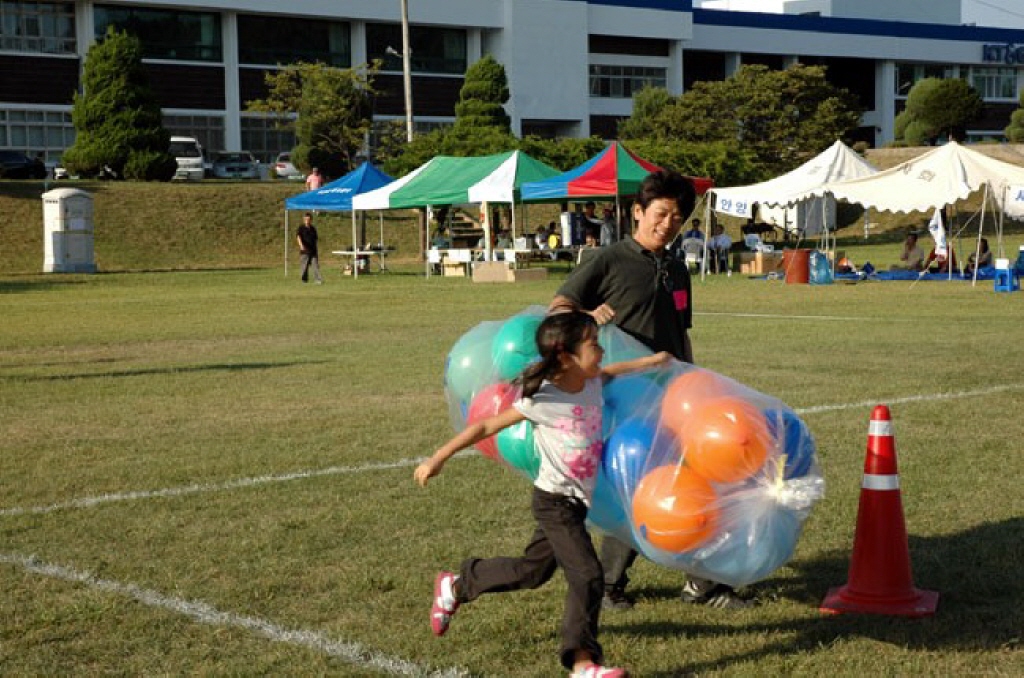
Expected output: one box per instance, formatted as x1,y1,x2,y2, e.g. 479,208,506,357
414,407,527,486
601,351,673,380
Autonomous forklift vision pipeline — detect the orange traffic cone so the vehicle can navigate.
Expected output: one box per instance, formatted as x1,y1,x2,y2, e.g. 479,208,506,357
820,405,938,617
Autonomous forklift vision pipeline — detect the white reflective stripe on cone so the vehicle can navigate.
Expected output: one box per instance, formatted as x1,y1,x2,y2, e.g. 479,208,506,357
868,420,894,436
862,473,900,490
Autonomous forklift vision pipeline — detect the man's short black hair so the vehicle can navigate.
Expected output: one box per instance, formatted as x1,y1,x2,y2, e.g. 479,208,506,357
636,170,696,218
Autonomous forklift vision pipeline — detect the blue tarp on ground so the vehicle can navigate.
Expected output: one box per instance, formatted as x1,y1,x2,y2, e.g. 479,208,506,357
285,163,393,212
833,267,998,281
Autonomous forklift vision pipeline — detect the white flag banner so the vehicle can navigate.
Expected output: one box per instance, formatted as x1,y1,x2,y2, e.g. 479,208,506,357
714,195,753,218
927,207,947,255
1007,185,1024,218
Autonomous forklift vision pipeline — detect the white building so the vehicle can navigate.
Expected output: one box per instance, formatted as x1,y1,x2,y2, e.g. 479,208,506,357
2,0,1024,166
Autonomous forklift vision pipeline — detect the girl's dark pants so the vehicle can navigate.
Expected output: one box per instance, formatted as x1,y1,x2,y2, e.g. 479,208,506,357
456,487,604,670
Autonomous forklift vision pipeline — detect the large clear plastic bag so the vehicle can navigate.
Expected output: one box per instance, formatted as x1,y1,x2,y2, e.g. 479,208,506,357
443,306,824,587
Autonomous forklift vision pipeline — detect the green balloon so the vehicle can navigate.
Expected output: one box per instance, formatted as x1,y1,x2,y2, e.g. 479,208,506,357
491,314,542,380
497,420,540,480
446,321,501,404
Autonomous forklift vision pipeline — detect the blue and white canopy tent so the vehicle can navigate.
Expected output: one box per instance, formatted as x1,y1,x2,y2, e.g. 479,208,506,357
282,162,393,276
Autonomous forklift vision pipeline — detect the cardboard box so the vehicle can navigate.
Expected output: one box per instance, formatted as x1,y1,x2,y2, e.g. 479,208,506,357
472,261,510,282
442,262,467,277
733,251,784,274
472,261,548,283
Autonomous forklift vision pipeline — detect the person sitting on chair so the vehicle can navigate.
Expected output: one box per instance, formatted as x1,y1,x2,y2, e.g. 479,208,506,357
965,238,993,276
890,232,924,271
925,245,957,274
708,224,732,274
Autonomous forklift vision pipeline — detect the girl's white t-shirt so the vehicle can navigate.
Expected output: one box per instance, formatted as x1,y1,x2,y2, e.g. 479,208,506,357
514,377,604,505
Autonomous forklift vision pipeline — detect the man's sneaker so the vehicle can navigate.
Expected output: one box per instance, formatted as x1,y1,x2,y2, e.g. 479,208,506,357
570,663,629,678
430,571,460,636
601,589,634,611
680,581,753,610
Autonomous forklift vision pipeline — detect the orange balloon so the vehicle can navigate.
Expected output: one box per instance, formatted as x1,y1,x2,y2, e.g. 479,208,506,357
631,465,719,553
659,369,732,437
681,397,770,484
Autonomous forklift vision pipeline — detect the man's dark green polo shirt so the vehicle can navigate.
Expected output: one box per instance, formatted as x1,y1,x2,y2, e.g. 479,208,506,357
556,237,692,360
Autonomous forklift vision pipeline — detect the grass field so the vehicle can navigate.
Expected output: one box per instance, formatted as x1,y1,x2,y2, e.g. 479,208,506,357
2,265,1022,676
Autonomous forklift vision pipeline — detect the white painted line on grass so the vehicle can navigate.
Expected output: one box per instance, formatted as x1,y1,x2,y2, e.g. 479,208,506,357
794,383,1024,415
0,551,467,677
3,383,1020,519
0,457,436,517
696,311,911,322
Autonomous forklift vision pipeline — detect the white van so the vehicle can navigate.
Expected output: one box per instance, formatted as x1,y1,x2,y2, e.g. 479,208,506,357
169,135,204,181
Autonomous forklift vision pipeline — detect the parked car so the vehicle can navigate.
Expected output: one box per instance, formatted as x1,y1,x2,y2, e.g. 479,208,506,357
273,152,304,180
169,135,205,181
0,150,47,179
211,151,259,179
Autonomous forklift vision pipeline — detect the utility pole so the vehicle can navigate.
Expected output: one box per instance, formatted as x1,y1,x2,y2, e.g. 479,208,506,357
400,0,414,142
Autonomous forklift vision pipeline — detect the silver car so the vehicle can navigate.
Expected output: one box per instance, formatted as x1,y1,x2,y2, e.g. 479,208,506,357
273,152,304,180
211,151,259,179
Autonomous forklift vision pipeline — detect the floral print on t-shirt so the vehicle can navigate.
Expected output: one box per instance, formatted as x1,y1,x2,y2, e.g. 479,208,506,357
552,403,603,480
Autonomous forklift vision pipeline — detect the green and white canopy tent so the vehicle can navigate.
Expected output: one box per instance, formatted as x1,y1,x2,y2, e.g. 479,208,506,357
353,150,560,265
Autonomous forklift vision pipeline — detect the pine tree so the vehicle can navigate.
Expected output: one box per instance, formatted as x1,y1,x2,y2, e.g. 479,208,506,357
63,27,175,180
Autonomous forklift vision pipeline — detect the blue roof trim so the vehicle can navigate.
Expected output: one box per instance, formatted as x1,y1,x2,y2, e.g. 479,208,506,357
566,0,691,12
693,8,1024,42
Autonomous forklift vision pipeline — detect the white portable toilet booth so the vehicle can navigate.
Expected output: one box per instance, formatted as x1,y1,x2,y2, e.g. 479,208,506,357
42,187,96,273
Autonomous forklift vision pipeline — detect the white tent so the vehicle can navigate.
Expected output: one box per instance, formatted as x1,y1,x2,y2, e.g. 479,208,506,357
817,141,1024,216
709,140,877,236
818,141,1024,283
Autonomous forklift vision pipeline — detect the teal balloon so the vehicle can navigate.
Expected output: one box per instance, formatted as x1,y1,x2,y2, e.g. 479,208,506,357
598,324,652,364
496,419,540,480
446,323,500,405
696,509,801,587
491,314,542,380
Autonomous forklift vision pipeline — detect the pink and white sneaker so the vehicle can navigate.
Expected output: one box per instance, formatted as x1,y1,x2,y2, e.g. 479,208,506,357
570,664,629,678
430,571,460,636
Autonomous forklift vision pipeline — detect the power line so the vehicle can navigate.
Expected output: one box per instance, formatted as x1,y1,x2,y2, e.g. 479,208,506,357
965,0,1024,22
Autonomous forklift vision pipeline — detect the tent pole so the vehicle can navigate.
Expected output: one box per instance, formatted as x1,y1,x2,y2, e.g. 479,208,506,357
971,197,985,287
973,186,989,286
997,185,1007,259
352,209,359,279
615,194,621,241
701,197,710,281
379,211,385,272
284,210,289,277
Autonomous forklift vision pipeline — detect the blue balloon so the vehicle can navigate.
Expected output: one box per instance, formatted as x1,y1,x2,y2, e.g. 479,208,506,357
588,467,635,545
603,418,680,502
766,408,816,480
602,374,664,438
603,418,656,499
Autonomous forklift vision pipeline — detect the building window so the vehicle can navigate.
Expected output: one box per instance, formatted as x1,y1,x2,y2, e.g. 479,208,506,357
0,1,76,54
94,5,222,62
969,66,1017,100
589,65,666,98
240,115,296,164
0,108,74,163
162,114,224,152
894,62,959,97
238,15,349,67
366,24,466,75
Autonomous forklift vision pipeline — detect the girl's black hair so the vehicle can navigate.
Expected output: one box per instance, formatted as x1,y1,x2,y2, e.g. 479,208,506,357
518,311,599,398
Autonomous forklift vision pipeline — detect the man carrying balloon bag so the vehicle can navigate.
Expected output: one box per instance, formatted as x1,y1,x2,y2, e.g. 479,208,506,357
548,169,753,612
